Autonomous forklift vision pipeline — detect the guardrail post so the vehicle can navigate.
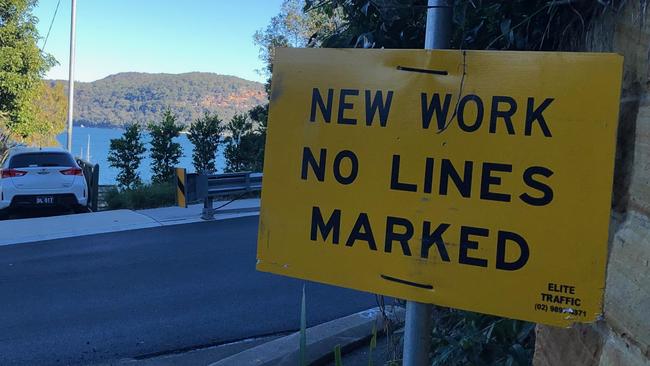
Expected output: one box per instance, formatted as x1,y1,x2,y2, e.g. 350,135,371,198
202,197,214,220
175,167,187,208
90,163,99,212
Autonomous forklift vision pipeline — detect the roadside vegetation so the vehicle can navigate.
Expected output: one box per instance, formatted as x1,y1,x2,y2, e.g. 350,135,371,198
187,112,224,174
148,110,183,183
107,124,146,190
1,0,68,152
104,182,175,210
106,105,266,209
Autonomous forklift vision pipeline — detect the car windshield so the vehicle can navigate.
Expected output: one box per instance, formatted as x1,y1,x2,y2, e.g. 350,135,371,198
9,152,76,168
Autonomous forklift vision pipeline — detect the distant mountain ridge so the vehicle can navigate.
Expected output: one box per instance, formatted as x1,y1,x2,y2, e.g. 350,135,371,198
49,72,266,128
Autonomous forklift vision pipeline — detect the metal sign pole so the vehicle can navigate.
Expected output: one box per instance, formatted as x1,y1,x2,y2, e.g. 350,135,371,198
66,0,77,152
402,1,452,365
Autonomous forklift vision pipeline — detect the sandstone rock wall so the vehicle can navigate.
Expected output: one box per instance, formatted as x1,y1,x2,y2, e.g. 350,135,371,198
533,2,650,365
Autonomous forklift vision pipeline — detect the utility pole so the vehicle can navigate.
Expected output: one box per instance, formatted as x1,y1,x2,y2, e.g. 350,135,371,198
66,0,77,152
402,1,452,365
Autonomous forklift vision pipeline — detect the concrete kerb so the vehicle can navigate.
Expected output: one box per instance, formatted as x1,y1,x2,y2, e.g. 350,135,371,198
0,199,261,246
209,306,405,366
136,199,261,225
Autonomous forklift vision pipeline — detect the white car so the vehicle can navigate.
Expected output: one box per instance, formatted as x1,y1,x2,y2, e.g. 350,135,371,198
0,147,88,217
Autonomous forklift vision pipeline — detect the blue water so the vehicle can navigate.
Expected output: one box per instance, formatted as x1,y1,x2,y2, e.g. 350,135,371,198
56,127,225,185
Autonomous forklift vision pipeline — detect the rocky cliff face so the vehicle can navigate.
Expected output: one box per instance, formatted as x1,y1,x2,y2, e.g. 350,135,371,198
534,3,650,365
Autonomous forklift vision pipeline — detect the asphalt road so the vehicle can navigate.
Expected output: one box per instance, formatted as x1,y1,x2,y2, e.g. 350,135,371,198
0,216,376,365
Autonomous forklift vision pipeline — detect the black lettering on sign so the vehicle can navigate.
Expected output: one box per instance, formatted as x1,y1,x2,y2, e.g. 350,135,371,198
520,166,554,206
480,162,512,202
365,90,393,127
525,97,553,137
421,221,451,261
390,155,417,192
423,157,435,194
337,89,359,125
489,96,517,135
439,159,473,198
385,216,413,256
346,212,377,250
459,226,489,267
310,206,341,244
457,94,484,132
421,93,452,130
496,230,529,271
333,150,359,185
310,88,333,123
301,147,326,181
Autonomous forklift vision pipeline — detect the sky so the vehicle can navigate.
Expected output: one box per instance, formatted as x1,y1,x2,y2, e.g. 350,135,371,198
33,0,284,83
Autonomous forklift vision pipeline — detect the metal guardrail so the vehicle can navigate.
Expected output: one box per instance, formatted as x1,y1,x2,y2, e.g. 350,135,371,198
76,158,99,212
199,172,262,220
175,169,262,220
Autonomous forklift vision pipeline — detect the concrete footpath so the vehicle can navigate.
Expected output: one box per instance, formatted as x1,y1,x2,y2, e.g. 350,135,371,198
110,307,404,366
0,198,260,246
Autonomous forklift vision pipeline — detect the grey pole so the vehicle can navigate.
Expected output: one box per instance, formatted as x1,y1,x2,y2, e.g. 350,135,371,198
402,1,452,365
66,0,77,152
424,0,452,49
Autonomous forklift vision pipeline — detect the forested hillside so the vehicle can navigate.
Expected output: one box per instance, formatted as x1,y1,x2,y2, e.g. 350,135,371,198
48,72,266,128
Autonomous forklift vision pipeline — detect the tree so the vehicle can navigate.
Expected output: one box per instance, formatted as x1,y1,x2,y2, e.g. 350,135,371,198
148,109,183,183
107,124,146,190
247,104,268,172
304,0,615,51
30,81,67,146
224,112,267,173
187,112,224,174
0,0,57,142
254,0,337,92
0,112,14,156
224,113,253,173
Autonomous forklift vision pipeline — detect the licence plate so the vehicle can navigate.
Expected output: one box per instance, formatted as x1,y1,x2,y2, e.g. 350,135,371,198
36,196,54,204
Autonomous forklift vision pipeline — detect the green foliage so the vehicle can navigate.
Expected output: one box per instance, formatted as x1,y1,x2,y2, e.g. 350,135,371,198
0,112,14,156
54,72,266,128
104,182,175,210
224,112,265,173
304,0,619,51
31,81,67,146
188,112,224,174
254,0,338,92
429,308,535,366
107,124,146,190
248,104,268,129
0,0,57,142
148,110,183,183
305,0,425,48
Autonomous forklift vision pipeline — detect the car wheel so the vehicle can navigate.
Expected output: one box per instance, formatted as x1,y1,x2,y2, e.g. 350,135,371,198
0,209,10,220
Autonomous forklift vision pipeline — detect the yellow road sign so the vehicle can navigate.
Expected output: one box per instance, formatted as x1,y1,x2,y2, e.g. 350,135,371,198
257,48,622,326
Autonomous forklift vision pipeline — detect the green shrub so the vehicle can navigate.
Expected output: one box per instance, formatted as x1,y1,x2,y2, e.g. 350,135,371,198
430,308,535,366
107,124,146,190
105,182,175,210
188,112,224,174
148,109,183,183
